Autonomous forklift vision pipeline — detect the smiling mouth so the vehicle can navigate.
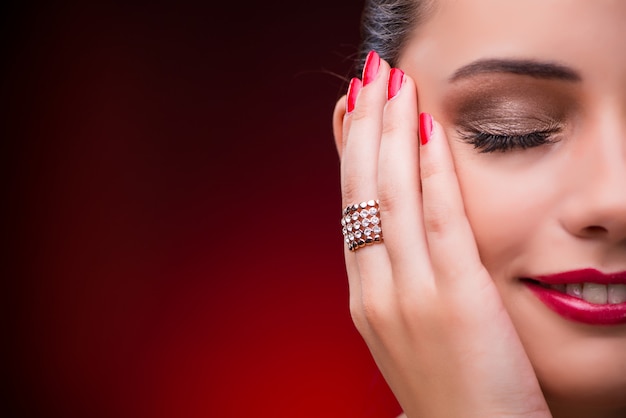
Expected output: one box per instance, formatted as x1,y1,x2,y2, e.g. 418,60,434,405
523,279,626,305
521,269,626,325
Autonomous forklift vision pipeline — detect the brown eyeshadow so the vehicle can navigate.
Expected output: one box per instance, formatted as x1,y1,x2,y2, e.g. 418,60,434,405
442,74,579,133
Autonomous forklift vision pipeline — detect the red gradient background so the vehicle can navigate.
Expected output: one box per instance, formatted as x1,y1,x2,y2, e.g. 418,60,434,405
4,1,401,417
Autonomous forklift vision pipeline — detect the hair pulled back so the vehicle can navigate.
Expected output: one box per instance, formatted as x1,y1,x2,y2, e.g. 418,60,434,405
356,0,431,76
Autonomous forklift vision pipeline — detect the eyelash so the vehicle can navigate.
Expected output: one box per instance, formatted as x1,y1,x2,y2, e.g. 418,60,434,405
458,127,561,153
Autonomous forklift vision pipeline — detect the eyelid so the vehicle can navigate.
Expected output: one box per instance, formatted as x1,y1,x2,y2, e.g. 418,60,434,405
459,117,562,135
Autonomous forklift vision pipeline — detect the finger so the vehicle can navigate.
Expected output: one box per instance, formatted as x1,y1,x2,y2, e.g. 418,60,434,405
418,114,488,289
377,71,433,289
341,53,387,208
340,51,394,322
338,76,373,326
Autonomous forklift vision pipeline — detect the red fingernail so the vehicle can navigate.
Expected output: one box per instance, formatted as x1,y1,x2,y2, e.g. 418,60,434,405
419,112,433,145
387,68,404,100
346,77,362,114
362,50,380,86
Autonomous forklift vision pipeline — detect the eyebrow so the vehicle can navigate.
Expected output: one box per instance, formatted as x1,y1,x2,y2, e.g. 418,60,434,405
449,59,581,82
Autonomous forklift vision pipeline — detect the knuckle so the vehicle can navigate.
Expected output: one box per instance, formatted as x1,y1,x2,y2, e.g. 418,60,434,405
349,290,392,335
350,106,369,123
342,172,368,204
377,184,402,214
349,301,369,335
360,291,392,331
423,201,453,234
380,115,401,136
420,160,449,182
349,98,372,123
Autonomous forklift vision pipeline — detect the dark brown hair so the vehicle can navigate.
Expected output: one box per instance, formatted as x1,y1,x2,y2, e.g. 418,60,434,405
356,0,433,75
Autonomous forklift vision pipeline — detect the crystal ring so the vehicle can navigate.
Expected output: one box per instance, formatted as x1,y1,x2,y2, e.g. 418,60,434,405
341,200,383,251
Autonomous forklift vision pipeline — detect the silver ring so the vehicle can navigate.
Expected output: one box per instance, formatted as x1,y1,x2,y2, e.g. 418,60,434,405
341,200,383,251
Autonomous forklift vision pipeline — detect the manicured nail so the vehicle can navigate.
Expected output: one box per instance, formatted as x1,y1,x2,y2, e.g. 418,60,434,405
362,50,380,86
387,68,404,100
346,77,362,114
419,112,433,145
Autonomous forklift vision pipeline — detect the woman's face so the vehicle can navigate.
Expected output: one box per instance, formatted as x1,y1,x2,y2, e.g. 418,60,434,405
398,0,626,412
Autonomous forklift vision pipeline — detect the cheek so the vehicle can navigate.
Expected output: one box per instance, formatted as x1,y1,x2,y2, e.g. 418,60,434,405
449,146,557,276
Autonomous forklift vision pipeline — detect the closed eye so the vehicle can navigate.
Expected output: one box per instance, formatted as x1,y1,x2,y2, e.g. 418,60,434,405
457,126,562,153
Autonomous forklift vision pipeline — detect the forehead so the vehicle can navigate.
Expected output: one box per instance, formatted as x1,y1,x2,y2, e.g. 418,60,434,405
400,0,626,87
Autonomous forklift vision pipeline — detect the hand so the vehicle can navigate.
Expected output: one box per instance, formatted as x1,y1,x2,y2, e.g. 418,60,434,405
333,52,552,417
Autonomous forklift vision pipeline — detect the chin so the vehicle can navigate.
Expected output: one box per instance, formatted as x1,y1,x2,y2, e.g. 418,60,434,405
536,342,626,410
503,283,626,414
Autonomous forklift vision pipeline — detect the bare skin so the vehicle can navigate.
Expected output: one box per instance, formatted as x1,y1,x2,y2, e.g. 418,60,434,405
334,1,626,416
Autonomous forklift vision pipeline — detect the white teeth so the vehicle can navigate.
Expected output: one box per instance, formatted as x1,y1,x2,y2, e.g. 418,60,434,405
608,284,626,304
582,283,608,304
551,283,626,305
566,283,583,298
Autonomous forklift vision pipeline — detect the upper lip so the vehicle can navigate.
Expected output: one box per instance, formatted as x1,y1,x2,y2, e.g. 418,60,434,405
532,268,626,285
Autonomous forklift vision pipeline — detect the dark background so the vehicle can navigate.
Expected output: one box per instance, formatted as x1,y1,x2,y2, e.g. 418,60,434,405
4,1,401,417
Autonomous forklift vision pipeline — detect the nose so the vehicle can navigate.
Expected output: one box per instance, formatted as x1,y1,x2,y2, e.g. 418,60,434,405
560,116,626,245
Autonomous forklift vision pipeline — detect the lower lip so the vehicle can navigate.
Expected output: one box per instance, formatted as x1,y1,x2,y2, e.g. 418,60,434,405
525,282,626,325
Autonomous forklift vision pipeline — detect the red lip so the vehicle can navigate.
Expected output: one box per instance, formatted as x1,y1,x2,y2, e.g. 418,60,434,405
523,268,626,325
535,268,626,285
526,283,626,325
